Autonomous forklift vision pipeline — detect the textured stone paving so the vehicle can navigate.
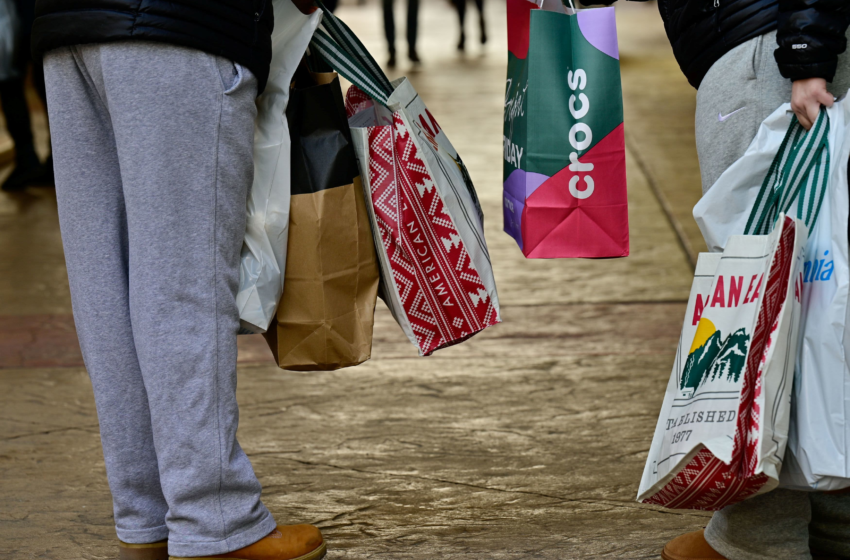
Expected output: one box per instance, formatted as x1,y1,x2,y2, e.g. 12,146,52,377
0,1,714,558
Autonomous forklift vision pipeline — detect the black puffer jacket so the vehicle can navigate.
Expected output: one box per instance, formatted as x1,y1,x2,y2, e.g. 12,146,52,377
658,0,850,88
31,0,274,93
775,0,850,82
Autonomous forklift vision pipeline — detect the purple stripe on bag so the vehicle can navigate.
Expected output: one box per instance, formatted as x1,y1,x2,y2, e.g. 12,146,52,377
503,189,525,250
504,168,549,201
577,9,619,61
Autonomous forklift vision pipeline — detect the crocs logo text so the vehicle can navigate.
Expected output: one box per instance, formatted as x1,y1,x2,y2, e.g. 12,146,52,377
567,69,594,200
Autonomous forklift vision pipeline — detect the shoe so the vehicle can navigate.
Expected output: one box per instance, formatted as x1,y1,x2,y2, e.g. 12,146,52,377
119,539,168,560
661,530,726,560
169,525,326,560
387,51,397,68
409,49,421,65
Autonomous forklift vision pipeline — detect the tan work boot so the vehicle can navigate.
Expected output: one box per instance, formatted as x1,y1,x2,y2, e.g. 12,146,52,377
169,525,326,560
119,539,168,560
661,530,725,560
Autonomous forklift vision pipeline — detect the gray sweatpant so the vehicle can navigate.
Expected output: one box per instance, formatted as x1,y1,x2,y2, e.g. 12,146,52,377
696,31,850,560
43,43,277,557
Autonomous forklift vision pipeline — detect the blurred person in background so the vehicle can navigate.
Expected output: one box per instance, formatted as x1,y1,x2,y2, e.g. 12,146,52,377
0,0,51,192
383,0,420,67
454,0,486,52
594,0,850,558
29,0,327,559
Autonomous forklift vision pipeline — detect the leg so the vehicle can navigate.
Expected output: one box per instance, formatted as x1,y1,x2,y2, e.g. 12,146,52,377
695,33,790,194
0,78,39,169
704,490,812,560
83,42,275,557
43,47,169,543
406,0,420,61
0,24,48,192
476,0,487,44
810,493,850,557
455,0,466,51
22,30,53,180
383,0,396,57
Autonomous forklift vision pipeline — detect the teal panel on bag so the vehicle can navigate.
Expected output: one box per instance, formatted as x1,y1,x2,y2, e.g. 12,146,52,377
504,51,529,180
522,9,623,178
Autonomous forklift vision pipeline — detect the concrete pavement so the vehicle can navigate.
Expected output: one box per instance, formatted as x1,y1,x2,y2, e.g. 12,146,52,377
0,1,714,558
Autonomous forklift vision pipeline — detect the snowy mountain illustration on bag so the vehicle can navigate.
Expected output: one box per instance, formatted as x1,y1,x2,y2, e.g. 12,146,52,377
679,318,750,397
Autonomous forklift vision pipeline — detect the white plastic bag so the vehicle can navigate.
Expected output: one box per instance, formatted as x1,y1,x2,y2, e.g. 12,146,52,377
237,0,322,333
694,95,850,491
784,101,850,491
0,0,19,81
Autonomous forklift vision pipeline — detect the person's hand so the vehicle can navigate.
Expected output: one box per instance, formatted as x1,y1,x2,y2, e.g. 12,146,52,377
791,78,833,130
292,0,318,14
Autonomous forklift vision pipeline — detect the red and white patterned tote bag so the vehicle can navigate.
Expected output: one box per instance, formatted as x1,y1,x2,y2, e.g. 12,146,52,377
310,6,501,355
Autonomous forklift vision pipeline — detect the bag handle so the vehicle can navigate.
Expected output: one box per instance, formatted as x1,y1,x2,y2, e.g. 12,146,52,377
308,2,394,105
745,109,831,235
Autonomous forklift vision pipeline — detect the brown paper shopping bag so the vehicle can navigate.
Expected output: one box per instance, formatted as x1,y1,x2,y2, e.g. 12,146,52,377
264,71,379,371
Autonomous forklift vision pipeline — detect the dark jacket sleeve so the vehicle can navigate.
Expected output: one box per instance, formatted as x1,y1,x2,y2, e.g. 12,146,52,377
775,0,850,82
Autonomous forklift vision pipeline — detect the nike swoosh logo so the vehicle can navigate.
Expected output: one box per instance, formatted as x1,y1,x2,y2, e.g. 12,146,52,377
718,107,746,122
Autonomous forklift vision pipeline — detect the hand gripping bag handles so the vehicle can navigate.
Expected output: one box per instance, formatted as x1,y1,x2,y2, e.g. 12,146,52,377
637,111,836,509
309,6,501,355
237,0,322,334
696,100,850,491
503,0,628,258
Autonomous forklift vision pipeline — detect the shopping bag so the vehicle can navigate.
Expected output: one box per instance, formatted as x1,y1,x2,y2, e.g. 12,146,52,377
784,102,850,491
237,0,322,334
503,0,628,258
0,0,19,81
637,215,805,509
696,100,850,491
309,7,501,355
263,69,380,371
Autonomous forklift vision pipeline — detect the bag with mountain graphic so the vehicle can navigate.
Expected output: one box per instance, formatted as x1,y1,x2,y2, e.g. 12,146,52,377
637,215,806,509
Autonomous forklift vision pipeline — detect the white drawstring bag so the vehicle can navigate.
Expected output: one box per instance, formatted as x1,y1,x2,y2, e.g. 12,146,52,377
237,0,322,333
694,95,850,491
